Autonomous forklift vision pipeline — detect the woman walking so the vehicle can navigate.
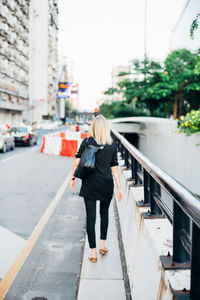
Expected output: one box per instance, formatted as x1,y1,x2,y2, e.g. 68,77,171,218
70,115,122,262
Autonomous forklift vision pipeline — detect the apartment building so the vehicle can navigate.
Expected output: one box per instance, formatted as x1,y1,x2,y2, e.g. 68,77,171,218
111,66,130,102
29,0,59,122
0,0,29,125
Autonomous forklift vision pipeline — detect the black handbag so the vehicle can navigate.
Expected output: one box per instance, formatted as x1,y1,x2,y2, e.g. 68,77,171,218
74,138,106,180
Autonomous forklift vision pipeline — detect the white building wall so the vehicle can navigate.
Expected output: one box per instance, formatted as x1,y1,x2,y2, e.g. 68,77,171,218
29,0,49,122
29,0,58,122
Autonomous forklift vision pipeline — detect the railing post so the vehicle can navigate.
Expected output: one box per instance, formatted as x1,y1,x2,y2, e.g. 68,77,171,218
134,159,139,185
116,139,120,152
143,169,150,205
190,222,200,299
121,144,124,160
131,155,134,180
173,201,190,263
149,176,162,216
124,148,130,168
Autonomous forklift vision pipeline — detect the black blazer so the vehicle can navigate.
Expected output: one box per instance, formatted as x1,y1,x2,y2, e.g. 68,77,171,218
75,137,118,201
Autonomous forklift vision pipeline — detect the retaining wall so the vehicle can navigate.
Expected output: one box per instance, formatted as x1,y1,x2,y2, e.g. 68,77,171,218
115,159,190,300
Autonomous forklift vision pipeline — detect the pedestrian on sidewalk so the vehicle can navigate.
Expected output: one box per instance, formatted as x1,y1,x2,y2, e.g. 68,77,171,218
70,115,122,262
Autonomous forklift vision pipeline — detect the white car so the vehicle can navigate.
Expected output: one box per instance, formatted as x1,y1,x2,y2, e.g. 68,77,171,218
36,120,58,130
0,128,15,153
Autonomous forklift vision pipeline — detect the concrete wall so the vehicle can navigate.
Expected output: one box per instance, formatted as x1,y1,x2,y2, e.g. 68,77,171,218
115,159,190,300
111,117,200,195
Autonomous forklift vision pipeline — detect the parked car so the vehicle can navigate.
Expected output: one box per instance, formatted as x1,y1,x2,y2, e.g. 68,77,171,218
36,120,58,130
10,126,37,146
0,128,15,153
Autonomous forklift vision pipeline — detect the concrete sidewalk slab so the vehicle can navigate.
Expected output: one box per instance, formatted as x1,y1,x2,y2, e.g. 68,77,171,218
77,200,126,300
78,279,126,300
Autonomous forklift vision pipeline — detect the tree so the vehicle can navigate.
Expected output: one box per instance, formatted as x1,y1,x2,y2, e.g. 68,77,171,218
190,13,200,75
99,100,149,119
65,100,72,118
116,59,174,117
164,49,200,118
104,50,200,119
104,87,119,95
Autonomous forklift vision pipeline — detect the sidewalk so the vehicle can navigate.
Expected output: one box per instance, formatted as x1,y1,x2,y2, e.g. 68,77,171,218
77,199,127,300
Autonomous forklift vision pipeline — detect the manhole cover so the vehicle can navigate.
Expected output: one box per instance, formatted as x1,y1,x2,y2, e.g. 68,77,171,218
59,214,79,220
31,298,47,300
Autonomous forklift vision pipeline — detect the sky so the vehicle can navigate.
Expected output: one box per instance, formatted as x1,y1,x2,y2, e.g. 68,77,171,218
58,0,186,111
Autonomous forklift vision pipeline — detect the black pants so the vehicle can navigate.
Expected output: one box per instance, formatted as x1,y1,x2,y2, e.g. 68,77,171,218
84,198,112,249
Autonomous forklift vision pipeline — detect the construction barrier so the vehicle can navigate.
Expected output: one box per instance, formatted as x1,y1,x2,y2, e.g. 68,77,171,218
60,139,78,157
41,131,88,157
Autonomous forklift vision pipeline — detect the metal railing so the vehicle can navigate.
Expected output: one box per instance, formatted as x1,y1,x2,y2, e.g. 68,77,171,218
111,128,200,300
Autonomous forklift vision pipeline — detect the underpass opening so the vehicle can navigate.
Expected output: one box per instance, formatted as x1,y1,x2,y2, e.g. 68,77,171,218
120,132,139,149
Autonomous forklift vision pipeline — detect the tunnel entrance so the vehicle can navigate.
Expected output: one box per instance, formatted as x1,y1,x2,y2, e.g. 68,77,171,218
120,132,139,149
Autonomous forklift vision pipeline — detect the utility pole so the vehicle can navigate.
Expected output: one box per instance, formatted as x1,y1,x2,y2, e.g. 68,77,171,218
58,64,67,121
144,0,147,78
144,0,147,61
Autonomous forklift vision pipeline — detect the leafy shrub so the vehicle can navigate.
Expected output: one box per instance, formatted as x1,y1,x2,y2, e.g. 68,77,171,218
177,109,200,135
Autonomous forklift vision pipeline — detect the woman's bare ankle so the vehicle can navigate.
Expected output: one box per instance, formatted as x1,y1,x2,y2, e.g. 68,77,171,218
90,248,97,257
100,239,106,249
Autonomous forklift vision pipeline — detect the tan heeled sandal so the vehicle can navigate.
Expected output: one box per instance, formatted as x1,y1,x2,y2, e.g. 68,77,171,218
88,256,98,263
99,248,108,256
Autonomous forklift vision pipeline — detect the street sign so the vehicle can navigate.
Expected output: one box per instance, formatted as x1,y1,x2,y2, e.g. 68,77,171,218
57,82,73,98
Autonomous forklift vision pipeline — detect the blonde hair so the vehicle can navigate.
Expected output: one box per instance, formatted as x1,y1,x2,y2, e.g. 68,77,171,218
89,115,112,145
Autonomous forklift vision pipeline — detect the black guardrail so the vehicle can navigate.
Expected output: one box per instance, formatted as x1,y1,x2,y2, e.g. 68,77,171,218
111,128,200,300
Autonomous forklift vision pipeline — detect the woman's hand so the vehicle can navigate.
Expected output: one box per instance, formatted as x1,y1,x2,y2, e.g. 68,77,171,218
117,188,123,202
70,179,76,191
70,159,80,191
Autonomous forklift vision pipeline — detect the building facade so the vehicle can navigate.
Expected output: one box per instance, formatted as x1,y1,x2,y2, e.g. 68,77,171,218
0,0,59,125
29,0,59,122
105,65,131,103
0,0,29,125
111,66,130,102
111,66,130,90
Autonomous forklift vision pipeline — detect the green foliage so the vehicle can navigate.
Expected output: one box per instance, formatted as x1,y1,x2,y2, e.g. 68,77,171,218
164,49,198,85
177,109,200,136
99,101,149,119
194,49,200,75
104,87,119,95
190,13,200,39
104,49,200,119
118,71,130,76
190,14,200,76
64,100,78,118
65,100,72,117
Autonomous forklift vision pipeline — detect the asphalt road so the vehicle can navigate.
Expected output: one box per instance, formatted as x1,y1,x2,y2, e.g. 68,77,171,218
0,126,86,299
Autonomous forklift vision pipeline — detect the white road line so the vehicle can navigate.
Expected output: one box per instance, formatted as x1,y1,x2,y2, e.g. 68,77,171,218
26,148,38,153
1,155,19,163
1,147,38,163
